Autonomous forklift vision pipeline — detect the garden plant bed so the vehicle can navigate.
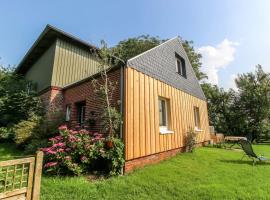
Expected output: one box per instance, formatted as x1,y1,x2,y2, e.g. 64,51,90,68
1,143,270,200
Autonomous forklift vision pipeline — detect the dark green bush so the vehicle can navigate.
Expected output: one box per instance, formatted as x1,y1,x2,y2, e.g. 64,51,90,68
185,129,197,152
13,115,40,147
0,127,14,142
25,138,48,153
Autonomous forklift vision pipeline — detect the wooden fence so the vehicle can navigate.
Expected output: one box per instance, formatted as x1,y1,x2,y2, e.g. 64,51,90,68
0,151,43,200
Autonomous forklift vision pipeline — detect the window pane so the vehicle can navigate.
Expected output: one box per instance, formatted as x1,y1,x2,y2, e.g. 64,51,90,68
159,98,167,126
159,100,163,126
177,59,182,75
194,107,200,128
175,53,187,78
77,102,86,127
181,58,186,77
66,105,71,121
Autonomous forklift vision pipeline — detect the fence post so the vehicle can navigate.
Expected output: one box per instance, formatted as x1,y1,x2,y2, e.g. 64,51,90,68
32,151,44,200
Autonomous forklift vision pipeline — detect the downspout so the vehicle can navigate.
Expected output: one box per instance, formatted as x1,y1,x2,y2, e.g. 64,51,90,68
119,61,126,139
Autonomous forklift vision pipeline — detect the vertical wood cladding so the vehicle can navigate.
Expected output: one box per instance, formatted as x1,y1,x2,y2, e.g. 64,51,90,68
51,39,101,88
124,67,210,160
25,42,56,92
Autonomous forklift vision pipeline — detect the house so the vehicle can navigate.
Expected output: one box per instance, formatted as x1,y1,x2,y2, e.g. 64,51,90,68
16,25,210,172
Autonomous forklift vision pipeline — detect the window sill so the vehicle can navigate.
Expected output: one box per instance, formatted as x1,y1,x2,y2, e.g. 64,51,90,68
194,127,203,132
160,128,174,135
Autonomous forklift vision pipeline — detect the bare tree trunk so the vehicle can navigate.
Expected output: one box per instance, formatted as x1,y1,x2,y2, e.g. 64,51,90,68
103,67,113,137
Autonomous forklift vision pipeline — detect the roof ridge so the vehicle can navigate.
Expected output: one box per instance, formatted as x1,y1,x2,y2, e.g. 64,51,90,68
16,24,98,73
46,24,98,50
127,36,180,63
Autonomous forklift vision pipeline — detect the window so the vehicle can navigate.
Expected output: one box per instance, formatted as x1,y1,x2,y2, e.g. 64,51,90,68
175,53,186,78
194,106,201,130
76,102,86,127
159,97,174,134
65,105,71,122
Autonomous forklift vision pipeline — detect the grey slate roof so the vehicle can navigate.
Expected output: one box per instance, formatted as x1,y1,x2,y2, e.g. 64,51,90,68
127,37,206,100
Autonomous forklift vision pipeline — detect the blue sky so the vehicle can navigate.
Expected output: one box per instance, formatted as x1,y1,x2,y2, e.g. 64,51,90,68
0,0,270,89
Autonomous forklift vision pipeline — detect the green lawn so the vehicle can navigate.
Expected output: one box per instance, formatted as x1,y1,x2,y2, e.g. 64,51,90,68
1,143,270,200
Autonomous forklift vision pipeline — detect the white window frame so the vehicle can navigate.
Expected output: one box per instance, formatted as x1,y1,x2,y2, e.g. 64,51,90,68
194,106,203,132
159,97,174,134
66,105,71,122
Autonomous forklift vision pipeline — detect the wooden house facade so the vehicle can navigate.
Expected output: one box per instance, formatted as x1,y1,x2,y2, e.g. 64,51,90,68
16,25,210,172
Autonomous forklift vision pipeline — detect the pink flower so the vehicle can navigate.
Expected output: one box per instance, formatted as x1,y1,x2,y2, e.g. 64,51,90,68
52,142,65,148
71,130,78,135
47,149,57,155
44,162,58,168
68,135,77,142
80,156,88,162
57,148,64,152
54,136,63,141
65,156,72,161
65,148,71,152
79,129,88,134
58,125,67,131
41,147,57,155
49,138,57,143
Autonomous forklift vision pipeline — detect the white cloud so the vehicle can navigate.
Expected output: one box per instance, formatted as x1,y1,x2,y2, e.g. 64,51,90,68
197,39,239,85
227,74,238,91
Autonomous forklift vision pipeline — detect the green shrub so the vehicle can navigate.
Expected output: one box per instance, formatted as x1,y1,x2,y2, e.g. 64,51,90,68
19,110,65,153
0,127,14,141
185,129,197,152
25,138,48,153
13,115,40,146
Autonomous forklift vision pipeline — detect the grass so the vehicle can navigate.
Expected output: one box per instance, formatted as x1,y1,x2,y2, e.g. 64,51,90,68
1,143,270,199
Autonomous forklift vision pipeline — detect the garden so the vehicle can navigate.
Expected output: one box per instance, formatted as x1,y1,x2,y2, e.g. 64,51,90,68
1,36,270,199
1,142,270,200
0,47,125,178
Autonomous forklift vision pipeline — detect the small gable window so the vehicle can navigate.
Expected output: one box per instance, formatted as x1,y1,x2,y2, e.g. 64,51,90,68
175,53,186,78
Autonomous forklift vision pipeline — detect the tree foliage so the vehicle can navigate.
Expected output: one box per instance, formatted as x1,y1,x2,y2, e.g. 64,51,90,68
203,65,270,141
234,65,270,140
111,35,165,62
182,40,207,81
92,42,122,137
0,66,42,127
111,35,206,81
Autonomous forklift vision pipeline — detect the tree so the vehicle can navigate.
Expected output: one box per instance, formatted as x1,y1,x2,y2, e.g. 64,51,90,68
234,65,270,140
182,40,207,81
0,65,42,127
92,42,122,137
201,83,235,134
111,35,165,62
111,35,207,81
202,65,270,141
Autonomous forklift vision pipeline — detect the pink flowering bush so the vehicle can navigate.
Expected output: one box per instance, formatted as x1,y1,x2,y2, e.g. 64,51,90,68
41,125,125,176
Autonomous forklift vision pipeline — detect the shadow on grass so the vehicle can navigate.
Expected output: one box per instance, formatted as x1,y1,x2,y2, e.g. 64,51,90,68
220,159,270,166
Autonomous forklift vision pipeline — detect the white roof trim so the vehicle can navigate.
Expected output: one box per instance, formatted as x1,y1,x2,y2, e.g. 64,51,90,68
127,36,180,63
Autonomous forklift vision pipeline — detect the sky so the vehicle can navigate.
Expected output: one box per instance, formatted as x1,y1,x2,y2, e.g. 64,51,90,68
0,0,270,89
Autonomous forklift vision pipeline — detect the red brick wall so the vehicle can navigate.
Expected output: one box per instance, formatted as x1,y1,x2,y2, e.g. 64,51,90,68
124,141,209,173
63,68,121,132
39,87,64,119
